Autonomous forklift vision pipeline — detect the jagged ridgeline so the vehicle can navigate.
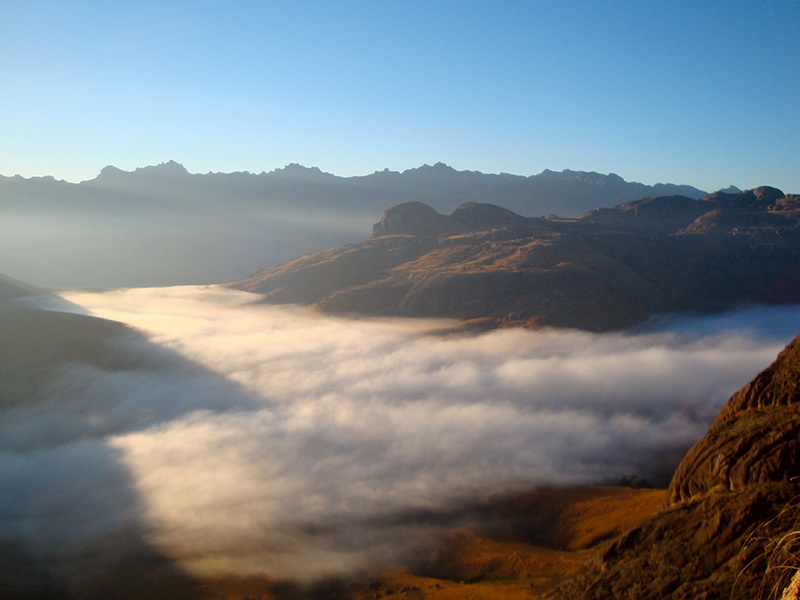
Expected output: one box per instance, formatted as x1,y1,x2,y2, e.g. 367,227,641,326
231,186,800,331
546,334,800,600
0,162,705,288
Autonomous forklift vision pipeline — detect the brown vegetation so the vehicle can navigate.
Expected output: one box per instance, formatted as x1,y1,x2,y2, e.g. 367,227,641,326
175,486,666,600
232,187,800,332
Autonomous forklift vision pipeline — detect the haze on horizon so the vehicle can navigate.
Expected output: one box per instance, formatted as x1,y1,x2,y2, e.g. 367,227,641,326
2,1,799,193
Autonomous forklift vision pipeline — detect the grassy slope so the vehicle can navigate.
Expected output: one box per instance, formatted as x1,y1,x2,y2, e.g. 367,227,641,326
194,487,666,600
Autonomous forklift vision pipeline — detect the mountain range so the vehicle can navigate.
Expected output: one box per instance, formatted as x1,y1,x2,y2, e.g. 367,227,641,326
5,162,800,598
231,186,800,331
0,162,705,287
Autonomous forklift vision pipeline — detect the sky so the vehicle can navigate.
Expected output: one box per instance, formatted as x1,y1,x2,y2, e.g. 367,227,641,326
2,0,799,192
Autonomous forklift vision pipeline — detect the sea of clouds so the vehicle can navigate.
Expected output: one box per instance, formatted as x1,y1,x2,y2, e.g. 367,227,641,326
4,285,800,586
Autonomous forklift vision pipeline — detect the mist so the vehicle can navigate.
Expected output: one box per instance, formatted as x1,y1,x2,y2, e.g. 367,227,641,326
4,285,800,587
0,164,707,289
0,209,369,288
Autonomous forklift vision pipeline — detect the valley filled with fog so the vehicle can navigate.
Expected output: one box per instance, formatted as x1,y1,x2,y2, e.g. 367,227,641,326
5,285,800,585
5,1,799,595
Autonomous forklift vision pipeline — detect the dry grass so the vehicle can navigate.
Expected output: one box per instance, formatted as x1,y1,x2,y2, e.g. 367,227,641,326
173,486,667,600
736,492,800,600
554,487,667,550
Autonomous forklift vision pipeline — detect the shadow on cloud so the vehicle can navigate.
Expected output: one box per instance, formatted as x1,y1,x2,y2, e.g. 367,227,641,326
5,285,800,587
0,304,260,598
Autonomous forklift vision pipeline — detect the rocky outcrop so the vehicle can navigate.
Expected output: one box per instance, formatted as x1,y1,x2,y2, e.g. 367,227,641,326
782,570,800,600
581,194,709,233
547,334,800,600
371,201,455,237
449,201,532,229
669,336,800,503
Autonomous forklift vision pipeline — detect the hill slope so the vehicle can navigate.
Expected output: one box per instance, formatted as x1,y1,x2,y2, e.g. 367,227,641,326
231,187,800,331
546,334,800,600
0,278,225,599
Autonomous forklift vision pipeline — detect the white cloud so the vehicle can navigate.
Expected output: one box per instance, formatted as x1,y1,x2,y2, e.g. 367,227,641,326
3,285,798,581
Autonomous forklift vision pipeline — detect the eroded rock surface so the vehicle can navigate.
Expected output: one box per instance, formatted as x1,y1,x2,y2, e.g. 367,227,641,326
547,334,800,600
669,336,800,504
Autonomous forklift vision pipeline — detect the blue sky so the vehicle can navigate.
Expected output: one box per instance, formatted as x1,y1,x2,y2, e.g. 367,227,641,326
2,0,798,192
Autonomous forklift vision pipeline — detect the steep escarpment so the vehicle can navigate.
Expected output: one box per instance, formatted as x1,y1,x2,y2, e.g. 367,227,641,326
232,187,800,331
547,334,800,600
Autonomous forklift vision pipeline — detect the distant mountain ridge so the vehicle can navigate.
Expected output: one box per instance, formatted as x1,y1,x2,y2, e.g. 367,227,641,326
0,162,708,287
4,161,707,217
232,186,800,331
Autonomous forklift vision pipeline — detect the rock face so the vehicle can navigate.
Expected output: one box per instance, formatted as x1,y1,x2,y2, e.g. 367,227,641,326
546,334,800,600
669,336,800,503
782,570,800,600
232,187,800,331
372,201,455,236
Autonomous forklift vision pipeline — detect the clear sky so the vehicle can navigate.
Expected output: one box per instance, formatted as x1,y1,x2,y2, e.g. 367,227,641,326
2,0,798,192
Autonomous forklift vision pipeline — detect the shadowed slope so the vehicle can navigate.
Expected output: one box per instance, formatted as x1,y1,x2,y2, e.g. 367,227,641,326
232,187,800,331
0,279,244,599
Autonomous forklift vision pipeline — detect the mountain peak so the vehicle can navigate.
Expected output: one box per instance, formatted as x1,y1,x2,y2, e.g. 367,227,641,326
702,185,785,208
136,160,189,176
93,161,189,183
535,169,622,185
372,202,452,236
536,168,570,179
402,162,459,175
95,165,125,181
268,163,333,180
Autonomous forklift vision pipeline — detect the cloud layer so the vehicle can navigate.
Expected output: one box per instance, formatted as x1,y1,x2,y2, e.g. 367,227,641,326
4,286,800,584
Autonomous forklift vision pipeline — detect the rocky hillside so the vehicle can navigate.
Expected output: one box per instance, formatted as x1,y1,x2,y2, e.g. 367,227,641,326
546,334,800,600
669,335,800,503
232,186,800,331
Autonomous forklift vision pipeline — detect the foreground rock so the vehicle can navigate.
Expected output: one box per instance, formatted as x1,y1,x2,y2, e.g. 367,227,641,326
545,335,800,599
232,187,800,331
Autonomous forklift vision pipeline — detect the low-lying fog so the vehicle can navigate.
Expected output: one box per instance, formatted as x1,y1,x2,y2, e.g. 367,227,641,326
5,286,800,586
